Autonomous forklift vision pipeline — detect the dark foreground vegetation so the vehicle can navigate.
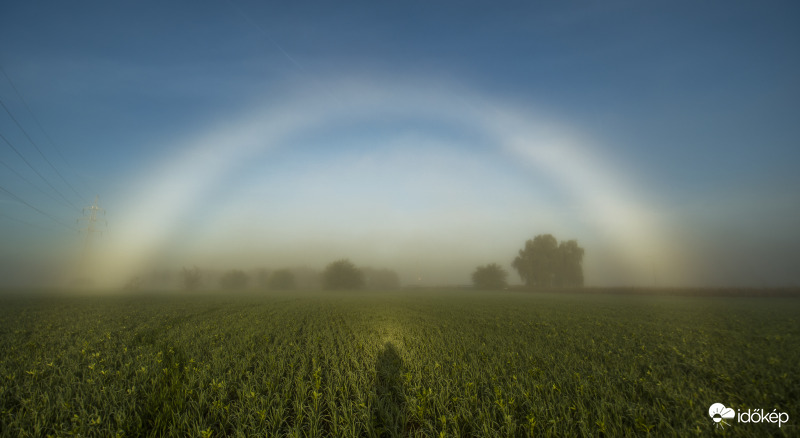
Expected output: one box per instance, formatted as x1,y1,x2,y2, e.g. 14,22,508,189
0,290,797,437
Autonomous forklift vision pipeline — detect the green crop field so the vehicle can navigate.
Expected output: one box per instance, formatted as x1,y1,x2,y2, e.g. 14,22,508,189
0,290,797,437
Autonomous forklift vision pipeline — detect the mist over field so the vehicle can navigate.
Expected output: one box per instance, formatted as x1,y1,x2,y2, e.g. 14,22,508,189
1,1,799,290
2,4,800,436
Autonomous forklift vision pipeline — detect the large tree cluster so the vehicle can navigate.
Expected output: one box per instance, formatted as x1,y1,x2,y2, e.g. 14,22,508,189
512,234,584,288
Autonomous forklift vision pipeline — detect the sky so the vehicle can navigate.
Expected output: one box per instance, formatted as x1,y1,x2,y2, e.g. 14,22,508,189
0,1,799,288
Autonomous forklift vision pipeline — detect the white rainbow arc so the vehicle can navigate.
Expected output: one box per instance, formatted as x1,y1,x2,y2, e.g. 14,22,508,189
97,79,679,287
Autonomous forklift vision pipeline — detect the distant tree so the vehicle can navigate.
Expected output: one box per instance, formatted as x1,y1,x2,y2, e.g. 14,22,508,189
513,234,584,288
362,267,400,290
555,239,585,287
323,259,364,290
182,266,202,291
268,269,296,290
512,234,559,287
472,263,508,289
220,269,249,290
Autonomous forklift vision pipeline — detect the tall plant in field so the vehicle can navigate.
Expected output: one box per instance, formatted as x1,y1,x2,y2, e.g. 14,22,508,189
323,259,364,290
512,234,584,287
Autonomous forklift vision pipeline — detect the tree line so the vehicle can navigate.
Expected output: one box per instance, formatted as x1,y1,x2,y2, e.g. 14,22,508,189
124,233,583,292
173,260,400,292
472,233,585,289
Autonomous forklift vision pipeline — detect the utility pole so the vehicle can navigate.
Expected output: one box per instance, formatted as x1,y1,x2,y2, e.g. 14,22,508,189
76,195,106,284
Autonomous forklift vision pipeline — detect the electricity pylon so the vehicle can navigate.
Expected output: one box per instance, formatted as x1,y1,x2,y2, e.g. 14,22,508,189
76,195,106,285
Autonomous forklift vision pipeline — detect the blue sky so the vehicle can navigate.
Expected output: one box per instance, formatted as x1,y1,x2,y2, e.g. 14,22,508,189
1,1,798,287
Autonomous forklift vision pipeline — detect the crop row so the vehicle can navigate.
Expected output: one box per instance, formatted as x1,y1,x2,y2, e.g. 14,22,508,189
0,291,797,437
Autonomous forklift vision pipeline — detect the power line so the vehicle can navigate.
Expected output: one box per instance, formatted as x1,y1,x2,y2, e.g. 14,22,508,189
0,157,75,210
226,0,307,73
0,96,84,211
0,212,51,231
0,184,77,231
77,195,106,236
76,195,106,283
0,127,80,213
226,1,347,110
0,66,90,204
